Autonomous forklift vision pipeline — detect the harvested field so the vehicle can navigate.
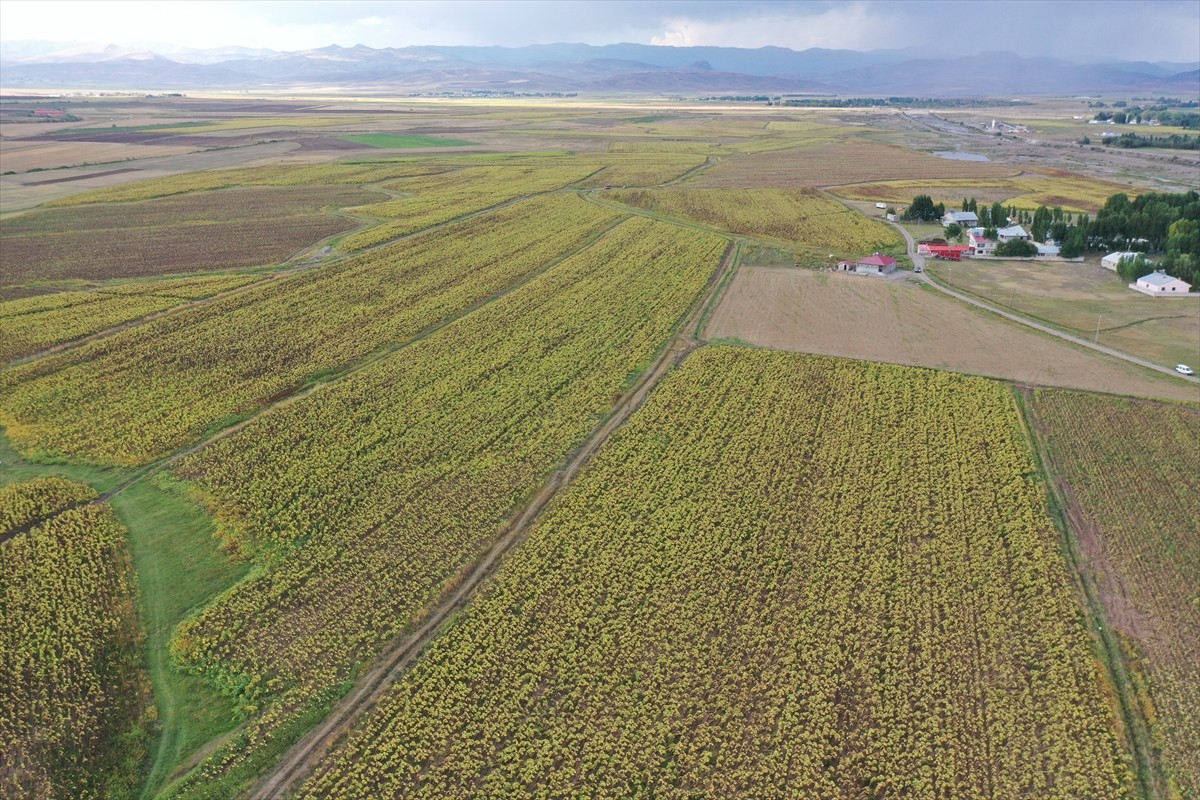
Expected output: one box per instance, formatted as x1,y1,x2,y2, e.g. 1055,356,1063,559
0,140,196,173
0,140,302,214
705,266,1197,402
0,186,379,284
692,140,1016,189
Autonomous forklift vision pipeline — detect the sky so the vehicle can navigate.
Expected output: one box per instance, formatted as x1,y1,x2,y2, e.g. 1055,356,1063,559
1,0,1198,63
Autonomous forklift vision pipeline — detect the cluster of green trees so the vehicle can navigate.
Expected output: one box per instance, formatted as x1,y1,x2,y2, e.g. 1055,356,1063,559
1105,132,1199,150
925,191,1198,279
901,195,946,222
1092,100,1200,129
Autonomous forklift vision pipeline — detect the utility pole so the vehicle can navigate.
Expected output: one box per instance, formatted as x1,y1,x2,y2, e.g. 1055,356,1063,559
1095,314,1102,343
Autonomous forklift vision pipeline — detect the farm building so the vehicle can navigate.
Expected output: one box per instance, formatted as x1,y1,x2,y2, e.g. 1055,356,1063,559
943,210,978,227
1035,243,1061,258
1130,270,1192,296
967,230,996,256
1101,251,1143,271
996,225,1030,242
839,253,898,276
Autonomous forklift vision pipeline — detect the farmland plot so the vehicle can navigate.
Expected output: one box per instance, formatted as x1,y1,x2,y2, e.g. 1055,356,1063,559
0,194,623,465
604,187,901,253
0,273,260,362
339,161,601,249
1,479,149,800
0,186,380,283
157,218,727,798
1032,391,1200,798
299,348,1132,800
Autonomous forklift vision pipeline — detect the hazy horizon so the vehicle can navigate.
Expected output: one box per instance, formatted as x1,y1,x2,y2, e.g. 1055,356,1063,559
2,0,1199,64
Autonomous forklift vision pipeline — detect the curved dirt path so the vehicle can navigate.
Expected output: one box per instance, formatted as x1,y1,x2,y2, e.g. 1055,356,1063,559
247,241,736,800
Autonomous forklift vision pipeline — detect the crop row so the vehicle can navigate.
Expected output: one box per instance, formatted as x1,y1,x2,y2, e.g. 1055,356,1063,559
339,162,602,249
0,274,259,362
605,187,902,253
0,475,96,532
43,161,448,207
299,349,1132,800
1033,390,1200,797
0,480,148,800
0,194,623,465
158,217,727,799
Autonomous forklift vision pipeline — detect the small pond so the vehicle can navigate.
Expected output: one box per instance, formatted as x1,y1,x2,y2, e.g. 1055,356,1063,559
932,150,989,162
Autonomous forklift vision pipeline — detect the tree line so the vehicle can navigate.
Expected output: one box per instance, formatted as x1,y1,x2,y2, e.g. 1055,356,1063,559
903,190,1199,284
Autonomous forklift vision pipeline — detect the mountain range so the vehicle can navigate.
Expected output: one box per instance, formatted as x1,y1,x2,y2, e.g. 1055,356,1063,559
2,41,1198,96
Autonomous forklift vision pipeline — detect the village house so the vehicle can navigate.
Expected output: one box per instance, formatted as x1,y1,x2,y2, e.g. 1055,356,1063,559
838,253,898,276
996,225,1030,242
942,210,978,227
967,229,996,256
1130,269,1192,296
1035,243,1061,258
1101,251,1143,271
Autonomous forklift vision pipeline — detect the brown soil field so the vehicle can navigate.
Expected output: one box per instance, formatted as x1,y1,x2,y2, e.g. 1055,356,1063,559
0,140,302,214
1,186,380,284
691,140,1018,189
0,140,196,172
706,266,1198,403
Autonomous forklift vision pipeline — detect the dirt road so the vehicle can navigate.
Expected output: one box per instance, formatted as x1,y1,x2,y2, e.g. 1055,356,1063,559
890,221,1199,393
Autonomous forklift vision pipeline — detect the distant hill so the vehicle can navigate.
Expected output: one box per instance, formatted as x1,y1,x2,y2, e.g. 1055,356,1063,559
1,41,1198,96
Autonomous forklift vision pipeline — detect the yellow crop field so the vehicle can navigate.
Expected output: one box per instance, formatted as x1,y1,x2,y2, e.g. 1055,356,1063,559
297,348,1132,799
158,219,728,798
0,194,622,465
831,169,1138,213
0,274,260,362
43,162,449,207
1,479,148,800
604,187,901,253
340,162,599,249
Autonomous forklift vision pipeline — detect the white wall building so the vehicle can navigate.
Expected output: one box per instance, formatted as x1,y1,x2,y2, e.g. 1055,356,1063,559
1131,270,1192,296
1101,251,1143,271
996,225,1030,242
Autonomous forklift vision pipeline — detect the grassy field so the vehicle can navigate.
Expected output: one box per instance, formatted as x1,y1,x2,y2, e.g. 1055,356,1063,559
705,266,1198,403
925,258,1200,368
340,133,476,148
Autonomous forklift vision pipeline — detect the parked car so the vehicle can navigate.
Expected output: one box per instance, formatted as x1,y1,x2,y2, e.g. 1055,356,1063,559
1176,364,1195,376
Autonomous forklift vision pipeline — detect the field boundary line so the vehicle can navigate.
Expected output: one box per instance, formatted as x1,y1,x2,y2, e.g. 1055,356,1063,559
247,239,737,800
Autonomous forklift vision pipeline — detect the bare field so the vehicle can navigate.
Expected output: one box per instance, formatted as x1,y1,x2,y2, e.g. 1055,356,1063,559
691,139,1017,189
0,140,302,214
0,140,197,173
706,266,1198,403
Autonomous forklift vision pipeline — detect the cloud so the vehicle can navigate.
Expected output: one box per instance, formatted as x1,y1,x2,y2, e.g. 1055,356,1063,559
650,3,900,50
